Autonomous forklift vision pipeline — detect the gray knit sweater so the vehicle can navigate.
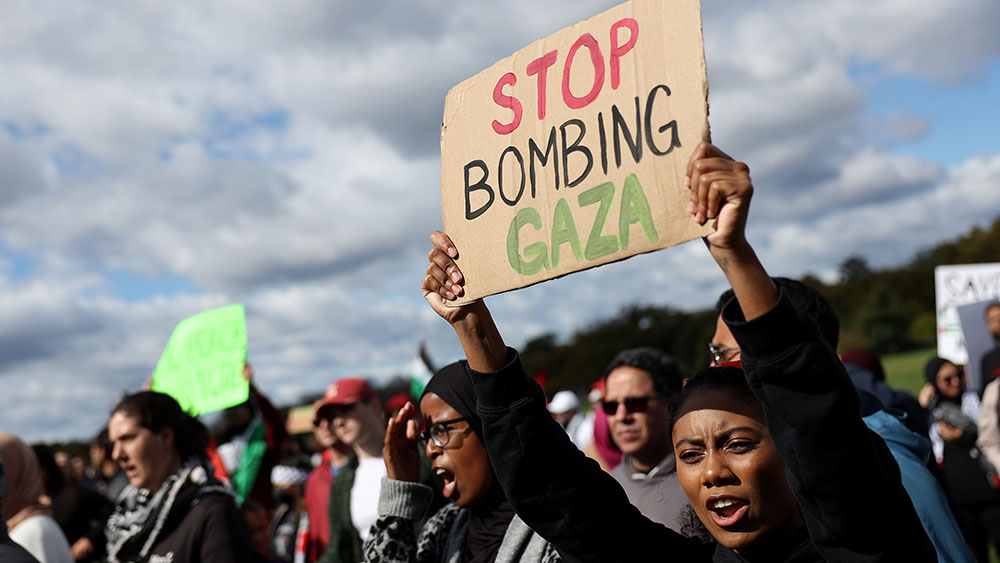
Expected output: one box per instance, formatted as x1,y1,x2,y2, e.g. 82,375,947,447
363,477,559,563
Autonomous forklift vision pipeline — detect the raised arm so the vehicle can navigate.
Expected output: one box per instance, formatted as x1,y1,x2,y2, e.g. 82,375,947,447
420,233,706,562
688,142,935,561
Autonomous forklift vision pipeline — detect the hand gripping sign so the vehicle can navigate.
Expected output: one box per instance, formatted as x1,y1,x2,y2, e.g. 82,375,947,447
440,0,712,304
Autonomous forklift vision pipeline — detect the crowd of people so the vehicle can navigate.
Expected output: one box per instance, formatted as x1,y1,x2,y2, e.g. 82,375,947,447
2,143,1000,562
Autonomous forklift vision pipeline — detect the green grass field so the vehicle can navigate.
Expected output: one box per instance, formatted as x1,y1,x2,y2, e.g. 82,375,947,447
882,347,937,396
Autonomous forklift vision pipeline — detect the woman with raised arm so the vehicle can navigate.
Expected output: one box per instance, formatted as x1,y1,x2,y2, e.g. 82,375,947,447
105,391,252,563
364,362,560,563
419,143,935,562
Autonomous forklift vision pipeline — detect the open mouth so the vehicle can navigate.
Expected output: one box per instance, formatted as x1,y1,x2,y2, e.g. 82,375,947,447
435,467,457,499
707,497,749,527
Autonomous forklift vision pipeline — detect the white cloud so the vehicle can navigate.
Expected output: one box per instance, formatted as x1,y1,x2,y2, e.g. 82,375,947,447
0,0,998,442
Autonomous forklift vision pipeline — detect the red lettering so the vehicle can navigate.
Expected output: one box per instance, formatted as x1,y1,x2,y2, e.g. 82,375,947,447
561,33,605,110
609,18,638,90
492,72,523,135
526,50,559,120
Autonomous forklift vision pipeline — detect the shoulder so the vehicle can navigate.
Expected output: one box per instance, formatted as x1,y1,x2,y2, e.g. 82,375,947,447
9,515,73,563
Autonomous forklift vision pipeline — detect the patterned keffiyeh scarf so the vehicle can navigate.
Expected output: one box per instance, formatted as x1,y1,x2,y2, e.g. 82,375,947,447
105,458,232,563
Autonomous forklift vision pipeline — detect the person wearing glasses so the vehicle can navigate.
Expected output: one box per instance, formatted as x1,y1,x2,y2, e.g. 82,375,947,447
601,348,706,539
364,362,559,563
419,142,935,561
304,397,352,562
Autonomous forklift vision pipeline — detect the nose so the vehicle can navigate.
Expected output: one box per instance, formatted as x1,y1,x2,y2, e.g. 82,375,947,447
424,438,442,459
111,441,124,463
702,451,737,488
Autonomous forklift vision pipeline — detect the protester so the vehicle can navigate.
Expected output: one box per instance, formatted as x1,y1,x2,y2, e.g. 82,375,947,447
365,361,560,562
31,444,111,563
600,348,705,537
921,357,1000,561
546,390,592,450
980,302,1000,397
0,458,42,562
243,500,285,563
315,378,394,563
419,141,935,560
305,398,352,562
89,430,128,503
270,459,312,562
715,268,968,560
582,379,622,471
0,432,73,563
105,391,251,562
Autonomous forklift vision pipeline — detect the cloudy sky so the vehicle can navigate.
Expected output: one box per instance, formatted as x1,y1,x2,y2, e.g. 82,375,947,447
2,0,999,443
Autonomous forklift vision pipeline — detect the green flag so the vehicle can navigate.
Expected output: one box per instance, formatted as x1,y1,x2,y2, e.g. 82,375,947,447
152,304,250,415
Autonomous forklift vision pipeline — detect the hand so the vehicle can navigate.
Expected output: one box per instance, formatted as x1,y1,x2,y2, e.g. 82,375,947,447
937,421,964,442
383,402,422,482
685,142,753,253
242,362,254,383
918,383,936,408
422,231,486,325
71,537,95,560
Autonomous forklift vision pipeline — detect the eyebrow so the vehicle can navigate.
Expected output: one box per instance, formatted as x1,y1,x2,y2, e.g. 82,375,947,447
674,426,761,448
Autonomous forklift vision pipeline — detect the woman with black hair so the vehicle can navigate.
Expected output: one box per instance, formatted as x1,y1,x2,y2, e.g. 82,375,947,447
419,142,936,561
364,362,559,562
920,358,1000,561
105,391,252,563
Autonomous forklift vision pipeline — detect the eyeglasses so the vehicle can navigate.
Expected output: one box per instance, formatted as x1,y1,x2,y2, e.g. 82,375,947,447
600,396,659,415
312,403,359,427
709,343,740,365
417,416,468,448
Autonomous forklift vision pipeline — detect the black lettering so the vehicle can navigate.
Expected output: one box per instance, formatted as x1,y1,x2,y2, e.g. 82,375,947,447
597,112,608,176
498,146,526,206
560,119,593,188
645,85,681,156
464,160,494,220
528,128,559,198
612,96,642,167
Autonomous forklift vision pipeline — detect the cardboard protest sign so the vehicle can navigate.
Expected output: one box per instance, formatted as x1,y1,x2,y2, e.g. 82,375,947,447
934,263,1000,365
152,303,249,415
440,0,712,304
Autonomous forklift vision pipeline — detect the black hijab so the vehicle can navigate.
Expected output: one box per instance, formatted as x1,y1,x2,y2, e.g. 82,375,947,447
422,361,515,563
925,356,962,406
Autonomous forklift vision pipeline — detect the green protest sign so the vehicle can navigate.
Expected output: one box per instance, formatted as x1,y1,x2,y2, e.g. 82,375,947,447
152,304,249,415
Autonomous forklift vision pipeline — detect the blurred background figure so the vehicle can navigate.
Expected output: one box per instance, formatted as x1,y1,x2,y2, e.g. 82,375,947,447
0,432,73,563
31,444,111,562
921,357,1000,561
270,458,311,563
243,500,284,563
980,303,1000,396
582,378,621,471
89,430,128,502
547,390,593,451
304,388,352,562
0,457,42,562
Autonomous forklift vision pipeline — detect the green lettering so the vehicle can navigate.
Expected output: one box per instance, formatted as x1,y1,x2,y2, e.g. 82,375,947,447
550,198,583,268
507,207,550,275
618,173,658,250
578,182,619,260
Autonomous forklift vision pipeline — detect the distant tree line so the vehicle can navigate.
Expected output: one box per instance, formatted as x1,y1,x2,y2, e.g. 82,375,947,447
523,215,1000,394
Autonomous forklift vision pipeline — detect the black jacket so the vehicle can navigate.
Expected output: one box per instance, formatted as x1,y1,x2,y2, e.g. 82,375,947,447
468,291,935,562
139,493,252,563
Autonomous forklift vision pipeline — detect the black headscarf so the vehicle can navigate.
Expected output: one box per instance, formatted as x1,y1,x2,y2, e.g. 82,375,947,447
925,356,962,406
422,361,515,563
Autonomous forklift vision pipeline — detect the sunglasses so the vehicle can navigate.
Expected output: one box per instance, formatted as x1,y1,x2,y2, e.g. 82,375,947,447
709,343,739,365
600,396,659,415
417,416,468,448
312,403,359,427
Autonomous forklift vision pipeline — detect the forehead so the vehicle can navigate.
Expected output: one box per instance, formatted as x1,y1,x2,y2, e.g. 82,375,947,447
988,306,1000,319
712,315,739,348
420,392,460,423
606,366,654,397
671,391,765,440
936,363,959,378
108,411,141,440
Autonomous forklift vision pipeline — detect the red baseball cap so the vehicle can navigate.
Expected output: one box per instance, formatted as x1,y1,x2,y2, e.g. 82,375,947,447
314,377,376,414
